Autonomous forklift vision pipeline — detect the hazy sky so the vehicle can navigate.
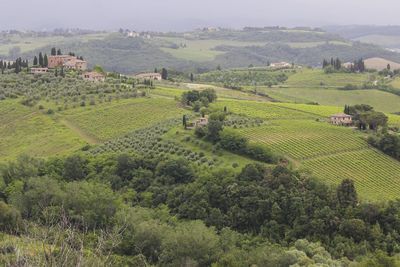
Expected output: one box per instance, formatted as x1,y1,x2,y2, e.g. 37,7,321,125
1,0,400,31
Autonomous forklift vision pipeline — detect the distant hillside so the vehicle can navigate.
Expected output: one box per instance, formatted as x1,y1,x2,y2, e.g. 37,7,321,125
323,25,400,51
3,27,400,73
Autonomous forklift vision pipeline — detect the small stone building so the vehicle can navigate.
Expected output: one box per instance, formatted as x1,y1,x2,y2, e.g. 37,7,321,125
83,72,105,82
187,118,209,129
136,73,162,80
331,113,352,125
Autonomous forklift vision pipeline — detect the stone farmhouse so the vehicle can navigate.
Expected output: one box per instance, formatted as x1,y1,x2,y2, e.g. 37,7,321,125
83,72,105,82
330,113,352,125
30,67,48,74
187,118,209,129
136,73,162,80
270,62,291,67
48,55,87,71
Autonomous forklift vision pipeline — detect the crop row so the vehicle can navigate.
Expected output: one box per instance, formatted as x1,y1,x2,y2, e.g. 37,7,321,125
213,99,316,120
238,120,368,159
301,148,400,200
65,98,188,141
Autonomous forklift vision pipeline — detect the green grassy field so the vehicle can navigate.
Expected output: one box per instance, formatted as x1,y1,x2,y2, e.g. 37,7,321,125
0,99,87,162
62,97,188,141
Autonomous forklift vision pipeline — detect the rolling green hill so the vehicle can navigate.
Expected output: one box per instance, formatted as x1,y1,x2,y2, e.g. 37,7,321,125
2,28,400,73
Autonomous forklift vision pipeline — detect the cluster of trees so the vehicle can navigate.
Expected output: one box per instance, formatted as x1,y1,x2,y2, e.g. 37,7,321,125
344,104,388,131
33,52,48,67
50,47,62,56
1,153,400,265
322,57,342,70
368,133,400,161
181,88,217,111
0,58,28,74
348,58,365,73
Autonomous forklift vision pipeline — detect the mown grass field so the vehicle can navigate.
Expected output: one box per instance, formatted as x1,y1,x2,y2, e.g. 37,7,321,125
62,97,188,141
0,99,87,162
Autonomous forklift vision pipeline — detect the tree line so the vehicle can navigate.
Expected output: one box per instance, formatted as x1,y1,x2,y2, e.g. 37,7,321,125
1,152,400,265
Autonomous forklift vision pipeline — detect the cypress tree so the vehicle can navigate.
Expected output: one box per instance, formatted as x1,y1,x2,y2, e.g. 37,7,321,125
55,68,58,77
39,52,43,67
183,115,187,129
44,54,48,67
51,47,56,56
57,49,62,55
190,73,194,82
33,56,38,66
161,68,168,80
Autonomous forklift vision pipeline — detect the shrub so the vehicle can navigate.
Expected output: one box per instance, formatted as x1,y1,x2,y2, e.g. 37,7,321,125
47,108,54,114
245,143,275,163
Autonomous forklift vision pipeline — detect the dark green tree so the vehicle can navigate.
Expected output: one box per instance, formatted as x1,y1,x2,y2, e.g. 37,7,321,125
38,52,43,67
44,54,48,67
190,73,194,82
183,115,187,129
337,179,357,207
51,47,56,56
33,56,38,66
57,49,62,55
161,68,168,80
